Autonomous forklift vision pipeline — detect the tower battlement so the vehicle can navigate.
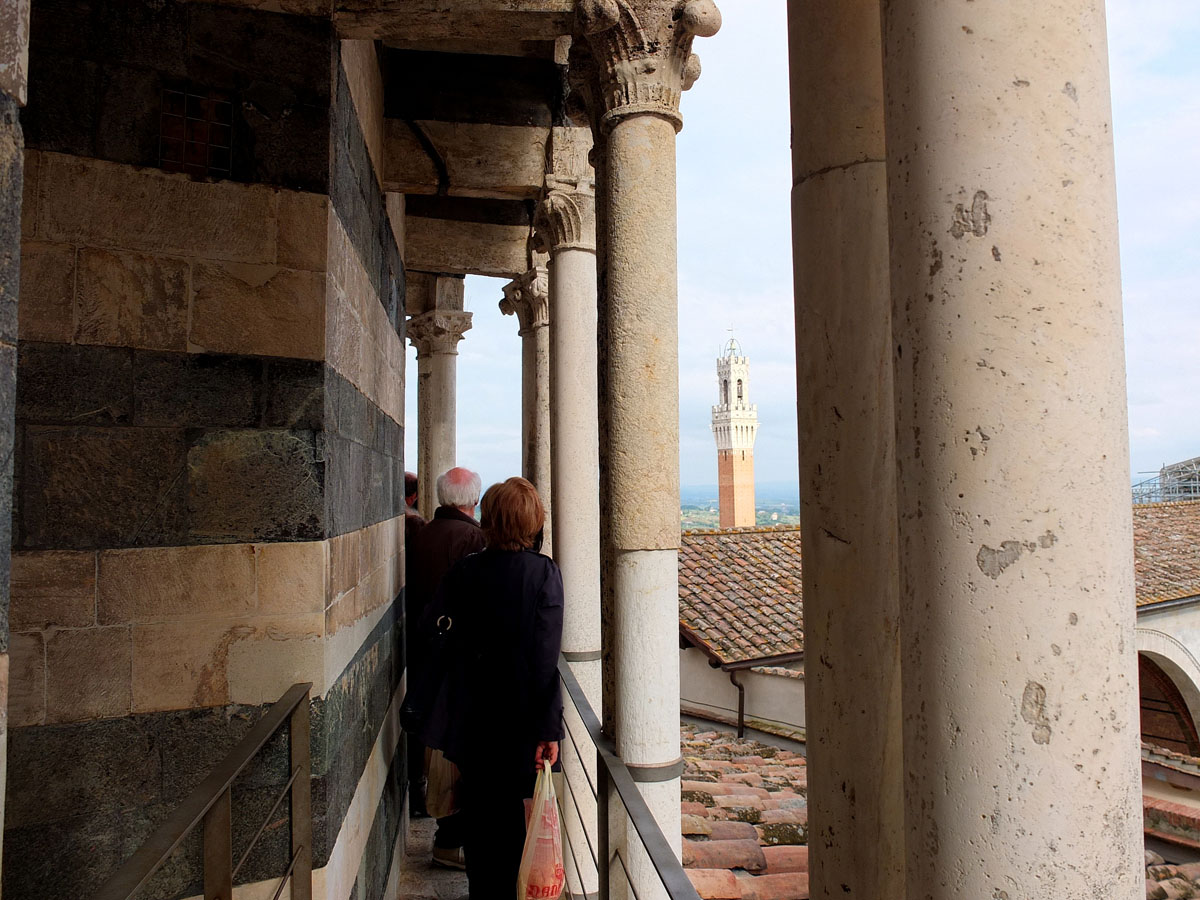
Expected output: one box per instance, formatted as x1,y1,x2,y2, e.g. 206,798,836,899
711,340,758,527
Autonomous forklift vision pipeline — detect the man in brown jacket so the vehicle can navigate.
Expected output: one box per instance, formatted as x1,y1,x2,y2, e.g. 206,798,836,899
406,465,484,868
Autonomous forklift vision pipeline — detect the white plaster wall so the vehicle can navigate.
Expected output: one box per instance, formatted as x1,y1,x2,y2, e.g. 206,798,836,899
1137,603,1200,729
679,648,806,733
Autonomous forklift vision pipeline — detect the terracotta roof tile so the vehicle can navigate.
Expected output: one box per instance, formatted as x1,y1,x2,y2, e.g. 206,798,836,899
679,527,804,666
1135,501,1200,606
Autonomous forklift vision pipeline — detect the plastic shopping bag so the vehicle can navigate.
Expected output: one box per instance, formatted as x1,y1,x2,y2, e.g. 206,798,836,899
425,748,460,819
517,761,565,900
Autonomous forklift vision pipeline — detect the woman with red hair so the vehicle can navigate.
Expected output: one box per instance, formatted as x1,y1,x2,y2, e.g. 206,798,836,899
430,476,563,898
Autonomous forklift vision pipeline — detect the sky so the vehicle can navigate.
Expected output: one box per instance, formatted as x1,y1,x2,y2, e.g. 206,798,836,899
406,1,1200,494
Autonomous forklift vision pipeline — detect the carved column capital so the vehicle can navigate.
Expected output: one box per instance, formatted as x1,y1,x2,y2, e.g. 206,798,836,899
535,176,597,254
577,0,721,133
406,309,473,358
499,267,550,335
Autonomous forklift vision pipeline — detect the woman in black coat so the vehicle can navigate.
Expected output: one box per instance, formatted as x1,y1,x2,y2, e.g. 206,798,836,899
432,476,564,899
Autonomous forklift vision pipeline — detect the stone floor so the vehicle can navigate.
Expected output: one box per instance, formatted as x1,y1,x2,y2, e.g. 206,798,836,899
395,816,468,900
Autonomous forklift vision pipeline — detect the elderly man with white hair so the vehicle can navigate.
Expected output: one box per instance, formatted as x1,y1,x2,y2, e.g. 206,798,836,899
406,466,484,868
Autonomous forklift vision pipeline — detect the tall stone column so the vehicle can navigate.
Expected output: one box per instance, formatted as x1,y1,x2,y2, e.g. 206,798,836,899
880,2,1142,896
580,2,720,896
406,308,472,518
787,1,904,898
499,265,553,554
537,175,601,899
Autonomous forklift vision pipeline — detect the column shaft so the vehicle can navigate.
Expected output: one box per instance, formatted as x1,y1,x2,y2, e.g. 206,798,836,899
787,0,904,896
880,1,1141,895
418,350,457,517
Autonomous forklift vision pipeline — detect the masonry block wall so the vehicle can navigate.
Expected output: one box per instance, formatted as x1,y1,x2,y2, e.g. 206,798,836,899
6,4,408,898
717,449,755,529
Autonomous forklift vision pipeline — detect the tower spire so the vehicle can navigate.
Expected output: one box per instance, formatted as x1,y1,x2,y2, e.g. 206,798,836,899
711,339,758,527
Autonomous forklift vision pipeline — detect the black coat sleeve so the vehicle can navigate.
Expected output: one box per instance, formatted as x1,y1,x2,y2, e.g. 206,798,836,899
531,561,565,741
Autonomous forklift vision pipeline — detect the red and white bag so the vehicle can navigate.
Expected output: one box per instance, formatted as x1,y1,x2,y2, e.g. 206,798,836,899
517,761,565,900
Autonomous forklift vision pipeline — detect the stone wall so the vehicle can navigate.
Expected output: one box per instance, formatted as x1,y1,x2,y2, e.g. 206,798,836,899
6,6,408,898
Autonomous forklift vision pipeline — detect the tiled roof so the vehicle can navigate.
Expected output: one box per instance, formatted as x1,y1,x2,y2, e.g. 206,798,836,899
680,723,809,900
679,527,804,667
1134,501,1200,607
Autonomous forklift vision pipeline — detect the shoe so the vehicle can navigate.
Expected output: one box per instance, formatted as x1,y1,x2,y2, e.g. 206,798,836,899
431,845,466,870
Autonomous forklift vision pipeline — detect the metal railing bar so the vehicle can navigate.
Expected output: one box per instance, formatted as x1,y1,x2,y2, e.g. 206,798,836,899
95,682,313,900
558,660,701,900
232,764,303,880
562,717,599,801
268,845,304,900
612,849,643,900
556,762,599,869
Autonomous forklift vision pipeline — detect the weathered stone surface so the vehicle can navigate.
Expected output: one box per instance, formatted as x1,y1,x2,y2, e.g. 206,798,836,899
0,0,30,105
264,358,325,430
6,715,160,827
76,248,189,351
16,240,74,343
98,543,256,625
404,212,529,278
45,626,131,723
39,153,277,263
8,631,43,726
10,549,96,630
190,261,324,361
17,341,133,425
132,351,261,428
187,429,325,543
277,189,329,272
21,425,188,549
256,540,327,615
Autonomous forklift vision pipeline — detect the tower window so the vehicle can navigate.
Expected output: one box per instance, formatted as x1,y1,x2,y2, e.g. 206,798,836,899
736,379,743,401
722,379,729,406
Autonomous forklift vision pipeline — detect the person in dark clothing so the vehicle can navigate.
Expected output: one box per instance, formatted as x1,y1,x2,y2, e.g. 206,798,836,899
407,466,485,867
431,476,563,900
403,471,428,817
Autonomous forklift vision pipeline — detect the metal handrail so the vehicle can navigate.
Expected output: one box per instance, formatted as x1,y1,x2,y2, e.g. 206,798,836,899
557,658,702,900
95,682,313,900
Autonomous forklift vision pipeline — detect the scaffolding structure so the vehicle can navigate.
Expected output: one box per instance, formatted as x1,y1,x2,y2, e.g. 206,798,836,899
1133,456,1200,504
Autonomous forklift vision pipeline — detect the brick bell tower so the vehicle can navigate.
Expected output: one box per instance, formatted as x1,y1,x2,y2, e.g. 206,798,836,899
711,339,759,528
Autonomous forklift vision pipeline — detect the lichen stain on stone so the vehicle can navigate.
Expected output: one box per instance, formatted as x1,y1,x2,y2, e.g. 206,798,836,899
1063,82,1079,103
977,540,1024,579
1020,681,1053,744
950,190,990,239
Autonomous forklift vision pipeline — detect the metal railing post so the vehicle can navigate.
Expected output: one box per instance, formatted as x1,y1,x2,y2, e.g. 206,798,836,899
597,750,610,900
290,691,313,900
203,789,233,900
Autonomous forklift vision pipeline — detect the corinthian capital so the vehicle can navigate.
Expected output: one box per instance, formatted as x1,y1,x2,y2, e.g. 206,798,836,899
407,309,473,358
499,267,550,335
577,0,721,132
535,176,597,254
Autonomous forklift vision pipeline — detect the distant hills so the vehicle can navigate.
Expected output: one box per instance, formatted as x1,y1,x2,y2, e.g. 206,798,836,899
680,481,800,508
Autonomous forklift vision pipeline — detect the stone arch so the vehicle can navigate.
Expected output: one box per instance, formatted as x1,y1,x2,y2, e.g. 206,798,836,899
1136,627,1200,754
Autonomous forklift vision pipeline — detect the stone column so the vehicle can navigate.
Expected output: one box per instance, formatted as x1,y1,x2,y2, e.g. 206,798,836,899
880,2,1142,896
406,308,472,518
499,265,553,554
580,2,720,895
0,0,28,875
787,1,904,897
537,175,601,899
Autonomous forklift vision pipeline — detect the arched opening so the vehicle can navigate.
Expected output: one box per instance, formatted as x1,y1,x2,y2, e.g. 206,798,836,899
722,379,729,405
1140,652,1200,756
736,378,743,401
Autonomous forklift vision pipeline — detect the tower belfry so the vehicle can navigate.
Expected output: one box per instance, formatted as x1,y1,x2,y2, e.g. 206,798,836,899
711,338,758,528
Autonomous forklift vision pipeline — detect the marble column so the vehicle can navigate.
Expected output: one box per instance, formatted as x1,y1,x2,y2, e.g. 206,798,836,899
880,1,1142,896
580,2,720,896
537,175,601,899
499,265,553,554
406,308,472,518
787,1,904,897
